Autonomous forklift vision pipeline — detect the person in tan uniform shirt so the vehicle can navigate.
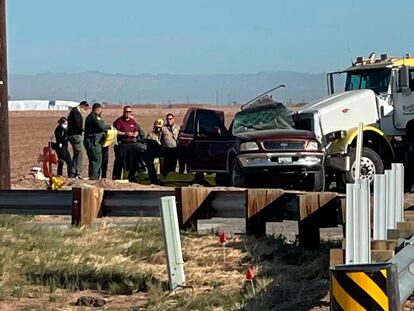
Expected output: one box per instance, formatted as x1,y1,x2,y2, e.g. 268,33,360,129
161,113,180,175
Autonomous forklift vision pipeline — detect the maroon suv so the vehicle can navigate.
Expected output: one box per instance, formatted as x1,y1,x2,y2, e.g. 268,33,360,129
178,98,325,190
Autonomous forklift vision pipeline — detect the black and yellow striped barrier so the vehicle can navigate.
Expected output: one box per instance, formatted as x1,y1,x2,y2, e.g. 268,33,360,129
330,263,399,311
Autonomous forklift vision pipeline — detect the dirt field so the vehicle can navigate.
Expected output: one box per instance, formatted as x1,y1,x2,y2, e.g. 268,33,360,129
9,106,239,188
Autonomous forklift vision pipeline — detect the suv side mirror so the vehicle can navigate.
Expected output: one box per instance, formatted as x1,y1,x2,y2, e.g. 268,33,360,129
399,66,411,95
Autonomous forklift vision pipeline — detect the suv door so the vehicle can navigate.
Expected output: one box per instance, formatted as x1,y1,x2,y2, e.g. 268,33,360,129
178,109,196,169
191,109,234,172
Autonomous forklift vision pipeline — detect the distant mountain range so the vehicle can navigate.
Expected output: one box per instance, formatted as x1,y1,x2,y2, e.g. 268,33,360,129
8,71,330,104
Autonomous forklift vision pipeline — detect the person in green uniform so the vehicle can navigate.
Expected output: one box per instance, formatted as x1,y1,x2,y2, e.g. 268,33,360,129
83,103,111,180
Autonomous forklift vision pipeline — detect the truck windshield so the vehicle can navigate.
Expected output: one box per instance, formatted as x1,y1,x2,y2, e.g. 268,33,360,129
345,69,391,93
232,104,294,134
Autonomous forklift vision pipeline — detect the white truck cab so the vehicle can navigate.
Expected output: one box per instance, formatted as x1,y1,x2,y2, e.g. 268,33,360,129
293,53,414,187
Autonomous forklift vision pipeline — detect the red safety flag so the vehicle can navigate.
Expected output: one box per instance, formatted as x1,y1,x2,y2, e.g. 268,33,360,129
219,230,228,245
246,266,255,281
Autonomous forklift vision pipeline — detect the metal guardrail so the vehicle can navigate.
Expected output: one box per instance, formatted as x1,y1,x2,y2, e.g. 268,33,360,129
0,190,72,215
346,163,405,264
0,187,343,248
388,235,414,304
0,189,246,218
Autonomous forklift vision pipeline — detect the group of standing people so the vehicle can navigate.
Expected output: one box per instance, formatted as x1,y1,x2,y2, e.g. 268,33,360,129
53,101,182,184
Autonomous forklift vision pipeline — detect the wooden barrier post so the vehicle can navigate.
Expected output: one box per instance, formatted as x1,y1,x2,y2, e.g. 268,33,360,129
298,192,338,249
246,189,285,236
71,185,104,226
175,187,213,229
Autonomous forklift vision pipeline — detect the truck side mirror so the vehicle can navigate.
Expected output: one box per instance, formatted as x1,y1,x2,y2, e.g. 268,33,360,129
399,66,411,95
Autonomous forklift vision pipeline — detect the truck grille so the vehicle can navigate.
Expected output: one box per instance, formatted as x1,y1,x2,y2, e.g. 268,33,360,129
263,141,305,150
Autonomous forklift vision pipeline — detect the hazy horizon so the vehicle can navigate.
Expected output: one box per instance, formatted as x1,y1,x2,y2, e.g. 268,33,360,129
8,70,329,104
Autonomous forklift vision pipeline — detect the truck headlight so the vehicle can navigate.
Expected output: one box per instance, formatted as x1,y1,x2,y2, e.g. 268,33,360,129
326,130,346,142
240,142,259,151
306,141,319,151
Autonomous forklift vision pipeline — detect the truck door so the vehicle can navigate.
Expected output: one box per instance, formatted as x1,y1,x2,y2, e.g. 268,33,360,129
191,109,234,172
393,67,414,129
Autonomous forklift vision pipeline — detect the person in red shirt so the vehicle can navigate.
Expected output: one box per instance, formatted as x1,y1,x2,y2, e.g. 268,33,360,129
112,106,145,181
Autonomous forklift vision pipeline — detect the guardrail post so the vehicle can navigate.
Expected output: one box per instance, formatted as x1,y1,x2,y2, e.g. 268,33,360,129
71,185,104,226
346,179,370,264
373,174,386,240
386,169,396,231
345,183,354,264
359,178,370,263
246,189,284,237
175,187,213,230
160,196,186,290
388,236,414,305
393,163,404,223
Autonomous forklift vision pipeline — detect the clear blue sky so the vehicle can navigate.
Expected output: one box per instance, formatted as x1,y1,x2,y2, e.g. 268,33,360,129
6,0,414,75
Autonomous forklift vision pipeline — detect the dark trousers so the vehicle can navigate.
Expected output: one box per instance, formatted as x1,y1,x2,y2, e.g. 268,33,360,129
56,145,73,177
84,137,102,180
68,135,83,177
112,145,123,179
163,147,178,176
112,143,144,182
143,140,163,184
178,148,186,174
101,146,109,179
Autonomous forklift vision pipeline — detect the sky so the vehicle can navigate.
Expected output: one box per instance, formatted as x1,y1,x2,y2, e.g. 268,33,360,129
6,0,414,75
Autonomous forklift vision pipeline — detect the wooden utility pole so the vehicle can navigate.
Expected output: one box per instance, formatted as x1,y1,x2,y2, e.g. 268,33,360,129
0,0,11,189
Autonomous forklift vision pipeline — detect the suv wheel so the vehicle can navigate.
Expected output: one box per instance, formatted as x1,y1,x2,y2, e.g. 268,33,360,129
313,167,325,192
343,147,384,184
215,173,230,186
230,158,246,187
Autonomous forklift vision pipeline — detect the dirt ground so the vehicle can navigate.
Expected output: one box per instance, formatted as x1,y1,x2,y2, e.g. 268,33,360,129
9,106,239,189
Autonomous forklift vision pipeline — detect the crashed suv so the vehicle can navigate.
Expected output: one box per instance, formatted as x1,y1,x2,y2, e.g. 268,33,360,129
178,97,325,190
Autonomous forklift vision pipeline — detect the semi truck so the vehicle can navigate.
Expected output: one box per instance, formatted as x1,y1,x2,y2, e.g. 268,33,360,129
292,52,414,189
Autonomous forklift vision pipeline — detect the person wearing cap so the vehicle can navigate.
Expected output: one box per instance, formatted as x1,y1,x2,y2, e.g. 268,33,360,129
54,117,72,177
147,118,163,145
112,106,146,181
144,118,164,184
83,103,111,180
67,100,89,178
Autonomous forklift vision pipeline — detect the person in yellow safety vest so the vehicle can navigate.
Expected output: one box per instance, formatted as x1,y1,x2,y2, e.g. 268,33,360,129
144,118,164,184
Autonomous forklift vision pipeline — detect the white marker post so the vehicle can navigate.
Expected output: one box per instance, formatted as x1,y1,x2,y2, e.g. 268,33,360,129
160,196,185,290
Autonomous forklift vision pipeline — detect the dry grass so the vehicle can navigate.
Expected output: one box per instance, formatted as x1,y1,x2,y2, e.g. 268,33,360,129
0,215,331,310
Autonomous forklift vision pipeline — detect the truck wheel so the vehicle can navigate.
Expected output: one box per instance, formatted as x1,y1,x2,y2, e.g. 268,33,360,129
343,147,384,184
230,158,246,187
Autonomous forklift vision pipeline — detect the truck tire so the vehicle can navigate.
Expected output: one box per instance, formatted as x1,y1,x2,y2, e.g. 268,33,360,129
230,158,246,187
343,147,384,184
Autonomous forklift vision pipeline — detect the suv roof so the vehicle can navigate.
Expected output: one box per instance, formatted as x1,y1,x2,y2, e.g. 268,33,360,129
241,95,283,111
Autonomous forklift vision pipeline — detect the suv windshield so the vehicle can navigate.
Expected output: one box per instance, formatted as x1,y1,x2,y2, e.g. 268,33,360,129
345,69,391,93
232,104,294,134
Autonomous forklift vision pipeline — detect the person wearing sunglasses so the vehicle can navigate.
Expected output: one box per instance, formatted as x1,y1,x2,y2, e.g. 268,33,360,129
112,106,145,181
161,113,181,176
